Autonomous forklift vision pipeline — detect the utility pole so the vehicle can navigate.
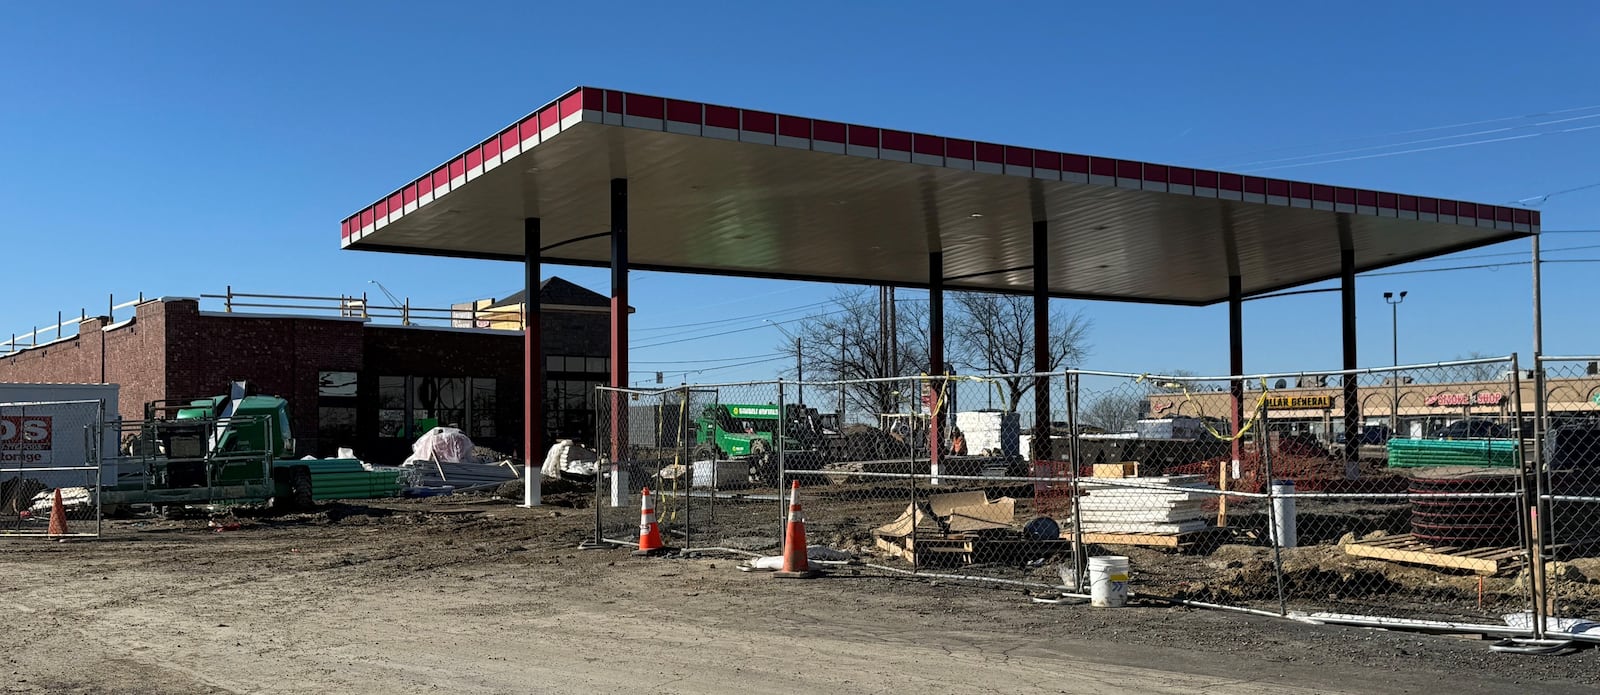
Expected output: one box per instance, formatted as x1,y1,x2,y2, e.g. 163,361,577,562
767,320,805,407
839,324,847,423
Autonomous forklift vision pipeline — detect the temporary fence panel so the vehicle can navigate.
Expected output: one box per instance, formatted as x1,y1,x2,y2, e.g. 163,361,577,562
583,357,1581,636
1536,357,1600,633
0,400,105,538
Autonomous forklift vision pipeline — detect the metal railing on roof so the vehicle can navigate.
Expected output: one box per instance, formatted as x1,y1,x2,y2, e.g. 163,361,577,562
198,287,527,330
1,293,146,355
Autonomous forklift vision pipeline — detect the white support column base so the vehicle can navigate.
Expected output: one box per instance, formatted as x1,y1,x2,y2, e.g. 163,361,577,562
517,463,542,508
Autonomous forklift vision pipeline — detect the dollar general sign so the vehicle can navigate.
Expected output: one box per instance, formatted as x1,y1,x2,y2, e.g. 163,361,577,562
1262,395,1333,410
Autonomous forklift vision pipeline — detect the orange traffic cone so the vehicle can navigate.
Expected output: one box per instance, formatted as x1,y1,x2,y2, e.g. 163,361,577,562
774,480,821,579
47,489,69,538
631,486,672,556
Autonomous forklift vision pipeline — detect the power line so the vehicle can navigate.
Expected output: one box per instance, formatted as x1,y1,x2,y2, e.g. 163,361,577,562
1413,243,1600,263
628,299,832,338
1196,104,1600,165
1361,258,1600,278
1514,180,1600,207
631,308,848,350
630,296,934,350
1242,131,1546,173
632,352,782,365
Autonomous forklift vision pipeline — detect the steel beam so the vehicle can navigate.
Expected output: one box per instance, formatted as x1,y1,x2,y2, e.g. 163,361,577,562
523,218,543,506
610,179,629,462
1229,274,1244,475
928,251,944,480
1339,216,1360,478
1032,220,1050,462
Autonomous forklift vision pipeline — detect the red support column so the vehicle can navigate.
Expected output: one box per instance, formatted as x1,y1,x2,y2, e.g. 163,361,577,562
928,252,944,479
524,218,543,478
1340,229,1360,479
1228,274,1244,475
1032,220,1050,464
609,179,629,462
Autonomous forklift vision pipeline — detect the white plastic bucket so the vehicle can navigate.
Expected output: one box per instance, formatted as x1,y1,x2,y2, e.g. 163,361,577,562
1088,555,1130,608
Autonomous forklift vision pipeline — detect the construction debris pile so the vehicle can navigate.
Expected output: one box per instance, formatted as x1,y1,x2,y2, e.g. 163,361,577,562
401,426,521,489
872,491,1070,567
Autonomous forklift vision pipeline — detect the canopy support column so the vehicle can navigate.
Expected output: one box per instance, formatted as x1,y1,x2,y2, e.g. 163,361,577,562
523,218,542,506
928,252,944,482
1032,220,1050,464
1229,274,1244,477
1339,216,1360,479
609,179,629,463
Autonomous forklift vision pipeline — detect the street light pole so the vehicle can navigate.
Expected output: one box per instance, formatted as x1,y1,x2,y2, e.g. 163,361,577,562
1384,291,1407,436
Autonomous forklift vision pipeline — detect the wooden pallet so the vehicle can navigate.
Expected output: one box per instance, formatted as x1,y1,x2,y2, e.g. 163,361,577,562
1343,533,1524,576
1075,528,1228,549
874,533,1075,567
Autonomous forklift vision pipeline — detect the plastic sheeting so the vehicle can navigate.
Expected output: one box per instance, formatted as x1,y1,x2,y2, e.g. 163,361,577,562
406,427,476,465
542,439,599,478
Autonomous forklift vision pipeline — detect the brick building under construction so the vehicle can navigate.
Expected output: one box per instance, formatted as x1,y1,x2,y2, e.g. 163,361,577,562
0,277,614,465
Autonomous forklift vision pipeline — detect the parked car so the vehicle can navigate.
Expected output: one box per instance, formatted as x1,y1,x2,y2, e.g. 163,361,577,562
1331,425,1393,462
1434,419,1510,440
1279,432,1328,457
1334,425,1392,445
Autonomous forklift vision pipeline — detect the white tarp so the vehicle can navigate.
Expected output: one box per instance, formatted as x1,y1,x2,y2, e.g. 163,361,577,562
405,426,476,465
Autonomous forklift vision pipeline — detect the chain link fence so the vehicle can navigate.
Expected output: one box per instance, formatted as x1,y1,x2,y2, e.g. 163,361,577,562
1535,357,1600,637
580,356,1600,639
1,400,105,538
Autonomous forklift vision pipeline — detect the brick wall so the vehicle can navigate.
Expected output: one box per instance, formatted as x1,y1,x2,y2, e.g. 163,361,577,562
2,297,612,466
161,300,365,456
0,301,168,425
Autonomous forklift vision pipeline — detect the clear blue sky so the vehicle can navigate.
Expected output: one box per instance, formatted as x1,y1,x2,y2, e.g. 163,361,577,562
3,2,1597,386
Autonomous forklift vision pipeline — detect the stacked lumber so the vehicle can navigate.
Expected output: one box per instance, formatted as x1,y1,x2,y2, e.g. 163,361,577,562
1072,474,1216,535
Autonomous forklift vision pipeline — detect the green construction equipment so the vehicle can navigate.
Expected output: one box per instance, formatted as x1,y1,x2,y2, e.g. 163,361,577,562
688,403,836,486
102,381,403,515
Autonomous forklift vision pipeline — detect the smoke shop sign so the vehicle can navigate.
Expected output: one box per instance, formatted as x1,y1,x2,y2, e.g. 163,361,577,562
1426,392,1503,407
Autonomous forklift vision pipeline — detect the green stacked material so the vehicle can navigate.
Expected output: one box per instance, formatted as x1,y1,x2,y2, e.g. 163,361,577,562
1387,438,1519,469
301,459,407,500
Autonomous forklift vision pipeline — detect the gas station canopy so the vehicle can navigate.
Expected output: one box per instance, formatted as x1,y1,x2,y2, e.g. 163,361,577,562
341,87,1536,305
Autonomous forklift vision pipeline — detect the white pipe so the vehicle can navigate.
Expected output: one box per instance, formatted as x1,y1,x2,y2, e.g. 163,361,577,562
610,462,628,508
1271,480,1298,548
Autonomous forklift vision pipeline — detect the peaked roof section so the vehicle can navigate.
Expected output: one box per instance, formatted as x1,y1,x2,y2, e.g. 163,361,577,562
490,276,610,309
341,87,1536,306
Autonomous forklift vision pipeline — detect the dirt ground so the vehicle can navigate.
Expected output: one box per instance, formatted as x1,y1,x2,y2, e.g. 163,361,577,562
3,495,1597,695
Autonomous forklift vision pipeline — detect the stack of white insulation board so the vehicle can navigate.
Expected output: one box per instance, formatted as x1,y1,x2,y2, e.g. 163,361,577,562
1073,474,1215,534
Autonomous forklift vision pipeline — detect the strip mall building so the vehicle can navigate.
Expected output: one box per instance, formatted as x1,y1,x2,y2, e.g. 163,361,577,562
1146,370,1600,439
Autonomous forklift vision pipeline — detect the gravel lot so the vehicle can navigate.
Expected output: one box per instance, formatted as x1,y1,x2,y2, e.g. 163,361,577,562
1,496,1594,694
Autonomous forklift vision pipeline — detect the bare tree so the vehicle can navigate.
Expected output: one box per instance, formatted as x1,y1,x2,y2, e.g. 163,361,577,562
947,293,1091,411
787,289,928,421
1454,351,1506,382
1081,390,1146,432
1079,369,1206,433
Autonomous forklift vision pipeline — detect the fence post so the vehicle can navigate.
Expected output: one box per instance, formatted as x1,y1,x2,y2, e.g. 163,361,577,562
776,379,787,543
1262,398,1288,617
225,285,233,313
1514,355,1549,638
1066,371,1086,592
402,297,411,326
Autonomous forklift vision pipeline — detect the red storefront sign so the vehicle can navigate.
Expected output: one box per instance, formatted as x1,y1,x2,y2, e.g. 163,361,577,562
1425,392,1504,407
